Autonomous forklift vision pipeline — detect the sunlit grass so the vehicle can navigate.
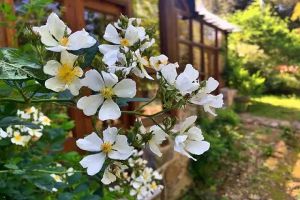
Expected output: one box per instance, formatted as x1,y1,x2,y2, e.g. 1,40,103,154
248,95,300,121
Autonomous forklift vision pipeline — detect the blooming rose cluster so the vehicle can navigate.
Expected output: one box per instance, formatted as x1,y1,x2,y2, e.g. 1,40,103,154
108,151,163,200
32,13,224,198
0,106,51,146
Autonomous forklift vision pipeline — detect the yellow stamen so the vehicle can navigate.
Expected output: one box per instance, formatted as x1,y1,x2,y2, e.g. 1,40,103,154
57,64,81,84
25,107,34,114
42,116,51,124
59,37,69,46
101,142,113,153
150,181,158,190
14,134,22,142
120,38,130,47
101,87,114,99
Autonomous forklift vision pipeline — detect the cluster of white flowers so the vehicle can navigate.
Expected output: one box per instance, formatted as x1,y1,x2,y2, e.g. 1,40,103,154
0,107,51,146
32,12,224,197
109,151,163,200
50,163,75,192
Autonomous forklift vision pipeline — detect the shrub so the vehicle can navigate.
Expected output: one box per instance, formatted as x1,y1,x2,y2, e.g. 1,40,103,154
190,109,242,186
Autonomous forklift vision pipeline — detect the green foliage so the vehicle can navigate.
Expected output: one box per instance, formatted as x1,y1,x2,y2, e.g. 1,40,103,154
133,0,160,54
189,109,242,186
227,0,300,94
225,53,266,96
0,107,103,199
0,48,47,80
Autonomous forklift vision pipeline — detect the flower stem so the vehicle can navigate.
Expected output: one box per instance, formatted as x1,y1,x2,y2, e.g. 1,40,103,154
0,98,75,104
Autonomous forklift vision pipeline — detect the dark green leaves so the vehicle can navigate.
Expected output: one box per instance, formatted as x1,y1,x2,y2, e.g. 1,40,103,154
0,116,40,129
0,48,47,80
116,97,150,107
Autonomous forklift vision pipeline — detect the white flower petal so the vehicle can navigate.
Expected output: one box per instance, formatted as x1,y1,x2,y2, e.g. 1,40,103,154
109,135,133,160
183,64,199,81
46,12,70,41
98,99,121,121
185,140,210,155
125,25,139,45
79,153,106,176
0,128,7,138
34,25,58,46
103,127,118,143
103,24,121,44
46,45,67,52
160,63,178,85
45,77,66,92
60,50,78,66
98,44,120,54
180,116,197,133
101,167,116,185
43,60,61,76
68,29,96,50
81,69,105,91
113,79,136,98
76,132,103,152
77,94,103,116
68,78,81,96
205,77,219,93
149,140,162,157
101,71,118,87
187,126,204,141
175,75,198,95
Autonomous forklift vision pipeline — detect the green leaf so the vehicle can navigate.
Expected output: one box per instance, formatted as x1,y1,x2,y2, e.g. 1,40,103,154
0,48,47,80
116,97,150,107
4,163,18,170
0,116,41,129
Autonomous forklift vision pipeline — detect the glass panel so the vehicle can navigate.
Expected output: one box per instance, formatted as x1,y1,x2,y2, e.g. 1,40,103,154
84,9,116,40
217,31,225,47
179,43,190,66
204,49,215,78
192,20,201,43
193,47,201,70
177,15,189,40
203,25,216,47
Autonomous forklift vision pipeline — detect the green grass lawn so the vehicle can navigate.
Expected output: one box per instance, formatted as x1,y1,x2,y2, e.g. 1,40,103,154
247,95,300,121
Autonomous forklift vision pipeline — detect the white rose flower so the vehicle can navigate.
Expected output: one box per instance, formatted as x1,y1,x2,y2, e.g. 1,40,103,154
149,54,168,71
76,127,134,176
33,12,96,52
39,115,51,126
190,77,224,116
11,132,31,146
50,174,63,182
44,51,83,95
173,116,210,160
98,24,144,65
66,167,75,177
27,128,43,138
132,50,153,80
77,69,136,121
101,161,128,185
160,63,199,95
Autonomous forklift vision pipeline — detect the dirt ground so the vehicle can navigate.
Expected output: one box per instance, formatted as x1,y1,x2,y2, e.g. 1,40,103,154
220,114,300,200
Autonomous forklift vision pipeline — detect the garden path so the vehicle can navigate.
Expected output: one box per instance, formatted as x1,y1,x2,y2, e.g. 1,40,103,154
221,113,300,200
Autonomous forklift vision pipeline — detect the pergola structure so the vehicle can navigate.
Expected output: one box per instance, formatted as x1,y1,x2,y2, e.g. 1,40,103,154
0,0,237,151
160,0,238,85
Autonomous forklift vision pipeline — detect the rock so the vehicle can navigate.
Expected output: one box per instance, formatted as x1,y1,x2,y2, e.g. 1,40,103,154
270,121,279,128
